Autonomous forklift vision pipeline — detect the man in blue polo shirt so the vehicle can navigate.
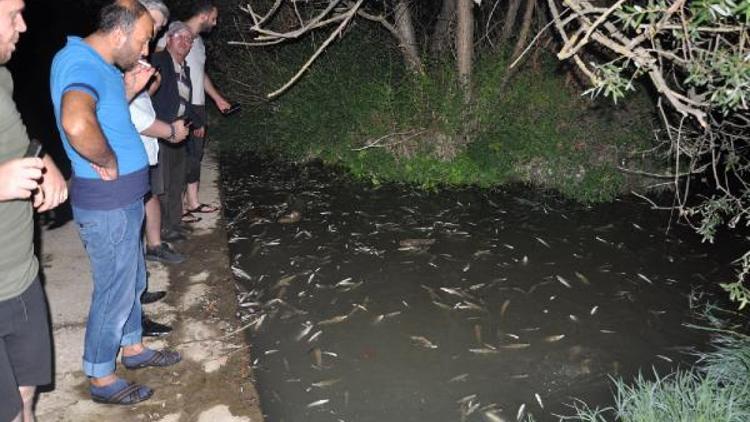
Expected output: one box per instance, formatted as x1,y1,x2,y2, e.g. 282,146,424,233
50,0,180,405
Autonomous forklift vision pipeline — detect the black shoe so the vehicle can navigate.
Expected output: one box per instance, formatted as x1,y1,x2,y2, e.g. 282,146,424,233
141,290,167,304
142,317,172,337
146,243,185,264
161,229,186,242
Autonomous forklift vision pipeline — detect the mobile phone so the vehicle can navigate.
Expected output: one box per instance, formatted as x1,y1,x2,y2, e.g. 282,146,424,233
223,103,241,116
25,139,43,158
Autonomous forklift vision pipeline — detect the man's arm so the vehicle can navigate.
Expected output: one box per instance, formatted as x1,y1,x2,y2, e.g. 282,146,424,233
141,118,189,143
60,91,118,180
204,73,230,112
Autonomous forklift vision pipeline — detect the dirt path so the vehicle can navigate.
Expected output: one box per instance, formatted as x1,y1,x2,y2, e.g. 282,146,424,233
35,152,263,421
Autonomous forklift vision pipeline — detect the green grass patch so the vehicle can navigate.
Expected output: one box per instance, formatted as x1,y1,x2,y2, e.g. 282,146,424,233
213,25,654,203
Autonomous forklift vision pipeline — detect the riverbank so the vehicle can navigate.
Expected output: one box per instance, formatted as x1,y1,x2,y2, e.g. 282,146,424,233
34,151,263,421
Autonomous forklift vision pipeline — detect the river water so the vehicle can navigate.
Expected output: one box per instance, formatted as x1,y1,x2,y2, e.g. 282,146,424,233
221,155,739,422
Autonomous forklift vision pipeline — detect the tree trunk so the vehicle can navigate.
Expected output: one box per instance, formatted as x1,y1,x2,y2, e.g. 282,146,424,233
456,0,474,100
510,0,536,60
394,0,423,73
430,0,456,56
501,0,523,43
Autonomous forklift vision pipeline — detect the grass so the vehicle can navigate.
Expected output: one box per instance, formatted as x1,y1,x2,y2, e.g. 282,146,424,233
211,23,654,203
563,334,750,422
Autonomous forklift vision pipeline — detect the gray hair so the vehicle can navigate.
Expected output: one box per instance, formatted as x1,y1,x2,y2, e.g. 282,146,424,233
138,0,169,22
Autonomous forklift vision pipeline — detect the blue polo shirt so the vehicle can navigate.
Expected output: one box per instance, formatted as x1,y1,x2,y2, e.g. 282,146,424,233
50,36,149,210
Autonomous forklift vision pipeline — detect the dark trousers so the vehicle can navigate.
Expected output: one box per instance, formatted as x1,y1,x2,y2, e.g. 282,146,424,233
186,105,207,184
158,141,186,232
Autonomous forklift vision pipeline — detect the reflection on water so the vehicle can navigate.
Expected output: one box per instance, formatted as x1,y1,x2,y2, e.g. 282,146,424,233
221,156,737,421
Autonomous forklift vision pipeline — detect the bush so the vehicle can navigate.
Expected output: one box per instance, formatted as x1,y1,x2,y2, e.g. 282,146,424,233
213,24,654,203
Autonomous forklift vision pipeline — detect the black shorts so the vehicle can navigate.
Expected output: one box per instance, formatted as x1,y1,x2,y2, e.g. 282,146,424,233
0,277,52,421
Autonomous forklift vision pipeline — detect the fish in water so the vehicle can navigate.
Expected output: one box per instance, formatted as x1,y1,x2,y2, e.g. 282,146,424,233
556,275,572,288
306,399,330,408
410,335,438,349
544,334,565,342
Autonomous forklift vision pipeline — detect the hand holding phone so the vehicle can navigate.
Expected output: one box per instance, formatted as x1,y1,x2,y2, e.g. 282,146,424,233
25,139,43,158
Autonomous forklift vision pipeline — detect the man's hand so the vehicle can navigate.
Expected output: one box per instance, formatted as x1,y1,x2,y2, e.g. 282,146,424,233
192,127,206,138
34,155,68,212
172,120,189,143
215,97,231,113
0,157,44,202
124,63,156,101
91,162,118,181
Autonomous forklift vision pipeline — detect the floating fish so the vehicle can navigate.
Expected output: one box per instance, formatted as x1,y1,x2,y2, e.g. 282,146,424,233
590,306,599,315
449,373,469,383
516,403,526,421
556,275,572,288
410,336,438,349
500,299,511,320
306,399,330,408
535,393,544,409
574,271,590,285
544,334,565,342
311,378,342,388
637,273,654,284
231,265,252,280
469,348,499,355
501,343,531,350
535,237,551,248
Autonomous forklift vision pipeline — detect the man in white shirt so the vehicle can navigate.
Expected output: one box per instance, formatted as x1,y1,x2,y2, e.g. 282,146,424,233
158,0,230,219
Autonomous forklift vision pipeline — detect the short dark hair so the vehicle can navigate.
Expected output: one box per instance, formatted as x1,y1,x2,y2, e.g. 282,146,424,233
98,0,149,34
190,0,216,18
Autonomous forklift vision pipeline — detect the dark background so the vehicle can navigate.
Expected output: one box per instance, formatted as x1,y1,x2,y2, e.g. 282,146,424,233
8,0,104,177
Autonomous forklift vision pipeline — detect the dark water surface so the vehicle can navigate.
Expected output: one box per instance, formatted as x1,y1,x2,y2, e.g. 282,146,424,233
221,155,738,422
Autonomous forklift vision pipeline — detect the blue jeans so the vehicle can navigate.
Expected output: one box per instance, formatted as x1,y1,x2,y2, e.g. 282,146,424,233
73,199,146,378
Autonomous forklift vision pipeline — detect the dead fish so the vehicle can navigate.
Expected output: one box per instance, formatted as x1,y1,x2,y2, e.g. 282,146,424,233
544,334,565,342
600,329,616,334
535,393,544,409
274,274,296,289
574,271,590,285
503,243,515,250
469,348,499,355
569,314,579,322
410,336,438,349
535,237,551,248
399,238,436,247
449,373,469,383
310,347,323,367
501,343,531,350
372,314,385,325
432,300,453,310
556,275,572,288
500,299,511,320
484,410,506,422
516,403,526,421
521,255,529,265
296,322,314,341
306,399,330,408
335,277,354,287
231,265,252,280
474,324,483,345
318,314,350,326
505,333,520,340
656,354,673,363
311,378,342,388
590,306,599,315
308,330,322,342
637,273,654,285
